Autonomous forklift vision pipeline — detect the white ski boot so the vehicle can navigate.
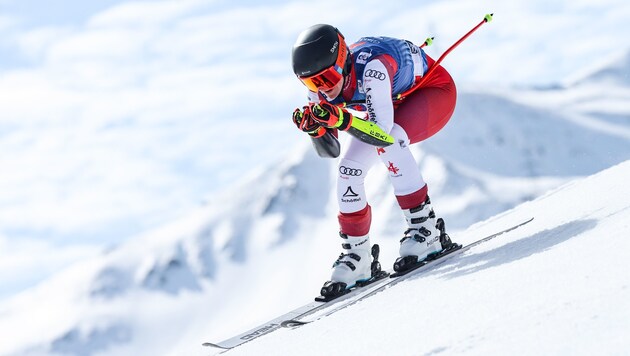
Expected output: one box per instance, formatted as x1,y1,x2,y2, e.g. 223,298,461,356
394,196,451,273
319,233,377,300
331,233,371,285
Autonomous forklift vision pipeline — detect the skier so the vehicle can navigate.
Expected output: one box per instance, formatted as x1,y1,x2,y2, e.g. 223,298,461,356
291,24,458,296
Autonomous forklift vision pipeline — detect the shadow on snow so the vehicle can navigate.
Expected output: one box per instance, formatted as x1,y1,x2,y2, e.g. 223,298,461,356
421,218,598,281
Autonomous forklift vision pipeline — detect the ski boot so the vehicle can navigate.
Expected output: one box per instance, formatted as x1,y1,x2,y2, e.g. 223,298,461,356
317,233,388,302
393,196,458,275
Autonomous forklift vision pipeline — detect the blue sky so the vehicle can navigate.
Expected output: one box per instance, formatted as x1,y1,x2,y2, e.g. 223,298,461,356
0,0,628,300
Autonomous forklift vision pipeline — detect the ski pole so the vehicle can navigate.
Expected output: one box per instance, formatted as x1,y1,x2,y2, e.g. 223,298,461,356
333,14,493,146
396,13,493,101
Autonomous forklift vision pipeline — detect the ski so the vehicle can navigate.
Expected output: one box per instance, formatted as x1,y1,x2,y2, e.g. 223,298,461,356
201,275,394,352
280,217,534,328
202,217,533,351
201,244,392,352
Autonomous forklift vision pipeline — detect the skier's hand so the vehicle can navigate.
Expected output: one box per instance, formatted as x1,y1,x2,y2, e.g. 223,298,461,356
292,107,326,137
309,102,353,131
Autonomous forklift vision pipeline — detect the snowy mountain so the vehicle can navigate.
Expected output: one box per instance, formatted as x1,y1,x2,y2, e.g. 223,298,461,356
1,51,630,356
570,50,630,87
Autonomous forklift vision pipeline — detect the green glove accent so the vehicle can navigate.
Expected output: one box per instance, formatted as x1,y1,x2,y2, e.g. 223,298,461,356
310,103,394,146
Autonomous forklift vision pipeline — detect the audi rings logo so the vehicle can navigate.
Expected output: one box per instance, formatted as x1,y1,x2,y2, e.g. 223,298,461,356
339,166,362,176
364,69,386,80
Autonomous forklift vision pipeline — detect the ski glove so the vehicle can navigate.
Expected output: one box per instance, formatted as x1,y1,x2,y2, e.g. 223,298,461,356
292,106,326,137
309,103,353,131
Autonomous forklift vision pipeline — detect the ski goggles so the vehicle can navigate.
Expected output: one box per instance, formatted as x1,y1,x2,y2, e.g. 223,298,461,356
298,34,347,92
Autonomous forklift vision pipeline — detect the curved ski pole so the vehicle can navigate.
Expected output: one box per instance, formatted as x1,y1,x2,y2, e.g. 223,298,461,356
311,103,394,147
310,130,341,158
396,13,494,102
331,14,493,144
346,116,395,147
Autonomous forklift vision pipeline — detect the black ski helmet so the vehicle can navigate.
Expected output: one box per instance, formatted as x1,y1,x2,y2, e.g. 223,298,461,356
292,24,352,79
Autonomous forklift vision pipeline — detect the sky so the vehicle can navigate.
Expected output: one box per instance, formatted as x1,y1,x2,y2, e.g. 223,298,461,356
0,0,629,300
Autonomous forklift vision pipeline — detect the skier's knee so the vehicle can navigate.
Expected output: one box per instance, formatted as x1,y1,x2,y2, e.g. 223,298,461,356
389,124,410,148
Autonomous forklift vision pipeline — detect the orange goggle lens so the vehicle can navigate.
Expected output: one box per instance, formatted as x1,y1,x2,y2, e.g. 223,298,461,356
298,64,344,92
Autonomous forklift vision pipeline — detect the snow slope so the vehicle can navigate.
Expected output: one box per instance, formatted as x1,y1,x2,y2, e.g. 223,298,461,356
227,160,630,356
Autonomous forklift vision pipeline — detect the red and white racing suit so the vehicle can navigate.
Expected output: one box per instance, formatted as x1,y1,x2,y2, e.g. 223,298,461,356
309,41,457,237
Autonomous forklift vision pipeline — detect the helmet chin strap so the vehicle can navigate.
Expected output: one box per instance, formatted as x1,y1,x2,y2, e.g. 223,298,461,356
340,49,354,93
343,49,353,76
341,62,356,100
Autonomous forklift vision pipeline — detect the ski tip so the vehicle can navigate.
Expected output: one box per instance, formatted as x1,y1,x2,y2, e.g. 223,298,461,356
515,217,534,227
280,319,309,328
202,342,229,349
